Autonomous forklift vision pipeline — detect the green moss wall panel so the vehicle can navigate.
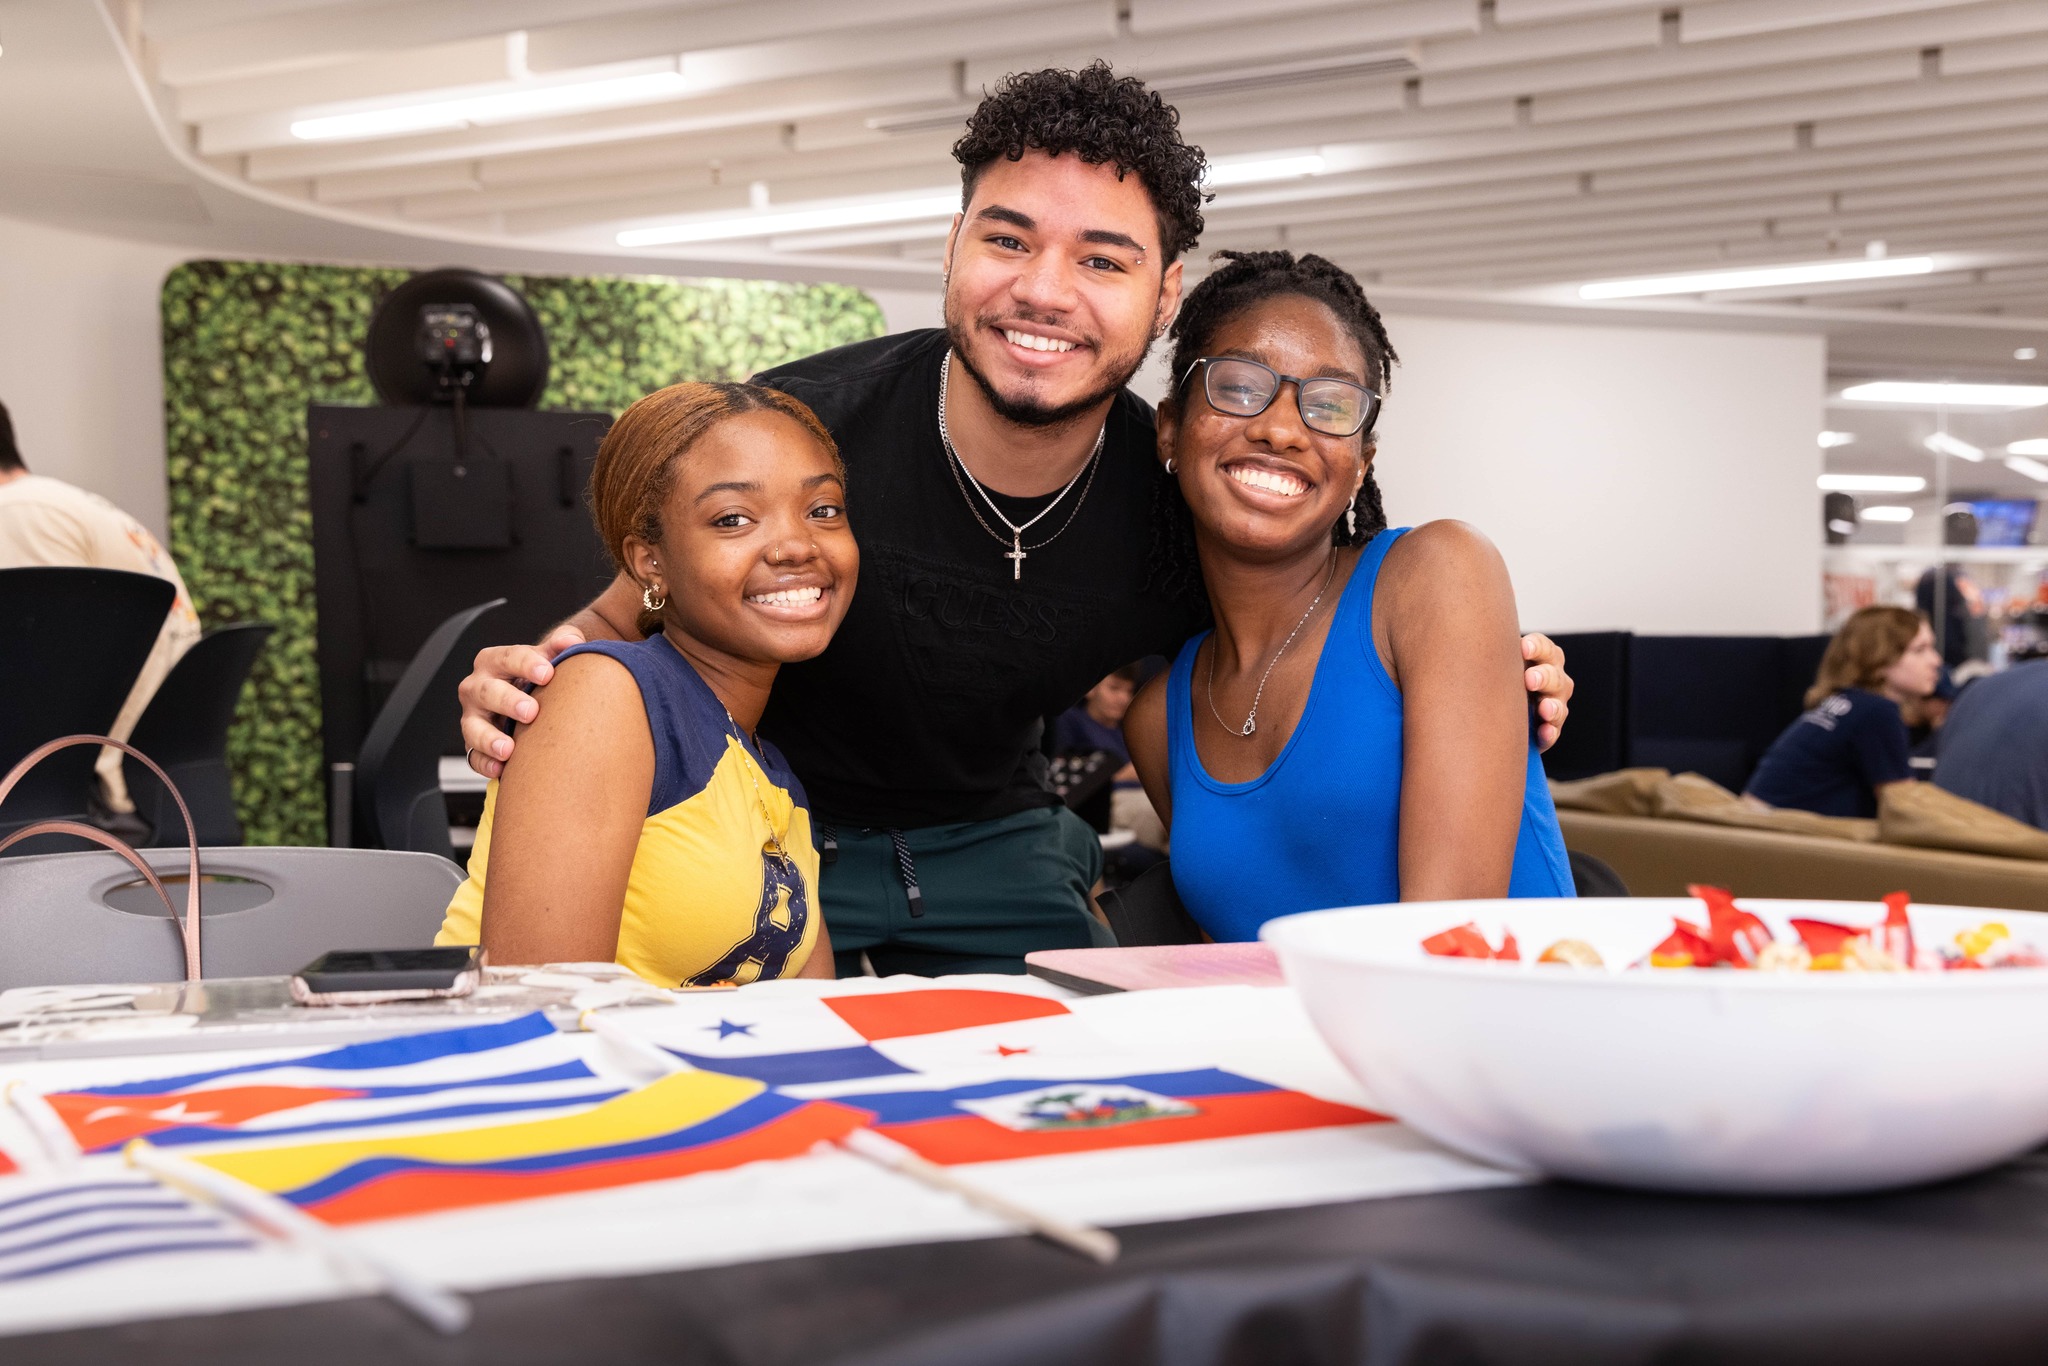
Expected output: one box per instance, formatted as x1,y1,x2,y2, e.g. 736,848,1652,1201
162,262,885,845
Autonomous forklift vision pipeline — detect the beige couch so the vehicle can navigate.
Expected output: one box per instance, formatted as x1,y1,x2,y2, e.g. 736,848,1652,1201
1554,768,2048,912
1560,810,2048,912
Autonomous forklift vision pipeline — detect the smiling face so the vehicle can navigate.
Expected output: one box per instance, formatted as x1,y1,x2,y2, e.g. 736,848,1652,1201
626,409,857,666
1157,292,1373,563
1882,622,1943,701
942,150,1182,427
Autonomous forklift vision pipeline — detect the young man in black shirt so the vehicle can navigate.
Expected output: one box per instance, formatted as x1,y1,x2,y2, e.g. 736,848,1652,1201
459,64,1575,974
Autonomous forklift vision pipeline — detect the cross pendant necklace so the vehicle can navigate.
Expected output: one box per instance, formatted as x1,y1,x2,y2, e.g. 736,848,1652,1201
938,352,1103,582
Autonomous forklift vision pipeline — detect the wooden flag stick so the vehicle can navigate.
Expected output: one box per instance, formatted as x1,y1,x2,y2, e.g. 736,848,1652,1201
5,1080,81,1170
125,1139,472,1336
579,1008,689,1079
573,1006,1118,1263
836,1127,1120,1265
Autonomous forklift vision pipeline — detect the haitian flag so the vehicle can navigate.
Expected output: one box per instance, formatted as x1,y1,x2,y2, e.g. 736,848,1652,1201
829,1069,1375,1165
42,1014,620,1154
193,1070,867,1226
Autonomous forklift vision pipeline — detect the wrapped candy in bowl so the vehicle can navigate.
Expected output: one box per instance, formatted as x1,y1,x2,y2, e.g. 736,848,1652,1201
1261,891,2048,1195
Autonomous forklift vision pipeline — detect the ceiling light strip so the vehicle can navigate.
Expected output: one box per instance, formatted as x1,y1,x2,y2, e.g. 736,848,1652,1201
1838,382,2048,410
1817,474,1927,493
291,68,686,142
1578,256,1934,300
618,192,961,247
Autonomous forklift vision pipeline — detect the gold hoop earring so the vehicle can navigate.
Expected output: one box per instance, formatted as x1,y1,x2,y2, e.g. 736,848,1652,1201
642,585,666,613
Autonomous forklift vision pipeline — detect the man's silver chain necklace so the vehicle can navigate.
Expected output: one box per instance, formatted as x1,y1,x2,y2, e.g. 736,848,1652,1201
937,351,1104,581
1206,549,1340,738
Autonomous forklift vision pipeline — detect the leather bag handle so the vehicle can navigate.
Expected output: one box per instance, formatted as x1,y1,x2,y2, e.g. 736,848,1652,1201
0,735,204,980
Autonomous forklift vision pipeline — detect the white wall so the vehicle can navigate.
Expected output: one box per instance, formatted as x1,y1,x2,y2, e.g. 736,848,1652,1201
1371,312,1825,636
0,213,185,539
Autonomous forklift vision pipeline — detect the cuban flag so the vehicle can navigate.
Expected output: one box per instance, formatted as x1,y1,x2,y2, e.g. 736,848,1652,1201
42,1015,620,1154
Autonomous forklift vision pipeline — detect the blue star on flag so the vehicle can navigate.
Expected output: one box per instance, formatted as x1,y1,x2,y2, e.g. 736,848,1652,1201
705,1020,755,1040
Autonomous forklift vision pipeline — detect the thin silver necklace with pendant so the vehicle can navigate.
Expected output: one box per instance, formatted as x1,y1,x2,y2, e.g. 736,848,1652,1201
937,350,1104,581
721,706,796,873
1206,549,1340,738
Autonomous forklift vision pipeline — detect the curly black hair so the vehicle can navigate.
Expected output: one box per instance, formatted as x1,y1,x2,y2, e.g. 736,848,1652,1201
953,62,1207,261
1167,249,1400,550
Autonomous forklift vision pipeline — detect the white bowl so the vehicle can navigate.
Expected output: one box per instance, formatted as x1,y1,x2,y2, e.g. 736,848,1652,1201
1263,898,2048,1195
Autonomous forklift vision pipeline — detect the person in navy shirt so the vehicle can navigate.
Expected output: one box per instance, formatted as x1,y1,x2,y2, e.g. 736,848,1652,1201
1936,656,2048,831
1747,606,1942,818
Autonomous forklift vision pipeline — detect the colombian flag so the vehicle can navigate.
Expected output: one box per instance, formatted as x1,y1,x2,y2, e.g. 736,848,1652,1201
193,1070,867,1225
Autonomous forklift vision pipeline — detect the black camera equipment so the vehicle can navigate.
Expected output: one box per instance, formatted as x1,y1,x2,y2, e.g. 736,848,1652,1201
310,270,613,844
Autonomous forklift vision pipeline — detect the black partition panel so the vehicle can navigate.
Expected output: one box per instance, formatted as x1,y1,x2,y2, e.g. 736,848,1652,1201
1538,631,1631,782
307,404,615,774
1627,636,1788,792
1539,632,1835,792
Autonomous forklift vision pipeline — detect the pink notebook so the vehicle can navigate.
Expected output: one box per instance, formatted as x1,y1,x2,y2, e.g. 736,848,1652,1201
1024,943,1286,994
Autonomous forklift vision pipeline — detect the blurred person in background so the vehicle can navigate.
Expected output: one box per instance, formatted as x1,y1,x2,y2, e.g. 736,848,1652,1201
1746,606,1941,819
1935,643,2048,833
1916,563,1982,669
0,399,200,821
1902,667,1956,763
1053,664,1167,852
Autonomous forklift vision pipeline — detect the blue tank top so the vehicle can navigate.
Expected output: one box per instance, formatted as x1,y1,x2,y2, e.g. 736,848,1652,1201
1165,528,1575,941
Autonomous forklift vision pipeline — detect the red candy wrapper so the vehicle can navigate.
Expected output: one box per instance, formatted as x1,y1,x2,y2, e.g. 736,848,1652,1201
1687,884,1774,967
1422,922,1520,961
1879,890,1915,967
1789,918,1862,957
1649,919,1714,969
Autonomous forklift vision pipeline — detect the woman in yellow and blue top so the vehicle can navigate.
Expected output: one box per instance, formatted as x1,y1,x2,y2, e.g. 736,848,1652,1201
438,381,856,985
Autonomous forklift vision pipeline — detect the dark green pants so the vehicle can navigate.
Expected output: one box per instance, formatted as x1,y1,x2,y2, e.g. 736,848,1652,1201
822,806,1107,976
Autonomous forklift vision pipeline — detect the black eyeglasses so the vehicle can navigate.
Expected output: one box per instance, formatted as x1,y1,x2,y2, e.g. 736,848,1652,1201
1177,357,1382,438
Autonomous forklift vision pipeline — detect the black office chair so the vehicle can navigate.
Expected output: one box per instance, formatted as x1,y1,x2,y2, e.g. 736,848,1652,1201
353,598,505,862
124,623,273,847
1569,849,1631,898
1097,859,1202,947
0,567,174,857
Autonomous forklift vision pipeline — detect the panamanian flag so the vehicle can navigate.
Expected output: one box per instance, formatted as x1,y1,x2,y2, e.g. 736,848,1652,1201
606,986,1385,1164
40,1014,621,1154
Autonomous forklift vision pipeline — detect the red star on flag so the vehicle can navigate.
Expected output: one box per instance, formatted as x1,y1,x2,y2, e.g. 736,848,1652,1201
993,1045,1032,1058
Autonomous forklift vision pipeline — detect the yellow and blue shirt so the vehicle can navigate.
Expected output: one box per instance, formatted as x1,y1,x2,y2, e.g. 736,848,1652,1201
437,636,821,987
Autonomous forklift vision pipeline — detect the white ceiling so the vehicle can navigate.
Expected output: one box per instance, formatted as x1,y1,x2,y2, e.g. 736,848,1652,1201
118,0,2048,312
3,0,2047,380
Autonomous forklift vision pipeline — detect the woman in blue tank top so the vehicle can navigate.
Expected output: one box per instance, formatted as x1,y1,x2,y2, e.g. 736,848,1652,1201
1124,251,1574,941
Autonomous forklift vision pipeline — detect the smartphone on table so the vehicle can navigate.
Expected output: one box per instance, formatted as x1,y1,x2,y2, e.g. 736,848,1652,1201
290,946,485,1006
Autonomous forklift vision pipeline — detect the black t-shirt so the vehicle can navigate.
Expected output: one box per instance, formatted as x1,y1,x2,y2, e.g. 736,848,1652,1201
1745,688,1912,819
753,330,1207,828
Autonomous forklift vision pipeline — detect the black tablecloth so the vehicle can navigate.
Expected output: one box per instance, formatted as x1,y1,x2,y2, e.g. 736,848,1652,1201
24,1152,2048,1365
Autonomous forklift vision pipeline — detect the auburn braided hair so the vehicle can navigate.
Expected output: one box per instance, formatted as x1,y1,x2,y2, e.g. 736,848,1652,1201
1165,249,1400,550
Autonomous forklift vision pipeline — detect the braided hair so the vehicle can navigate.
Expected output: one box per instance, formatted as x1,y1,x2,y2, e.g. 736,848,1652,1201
1168,250,1398,548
